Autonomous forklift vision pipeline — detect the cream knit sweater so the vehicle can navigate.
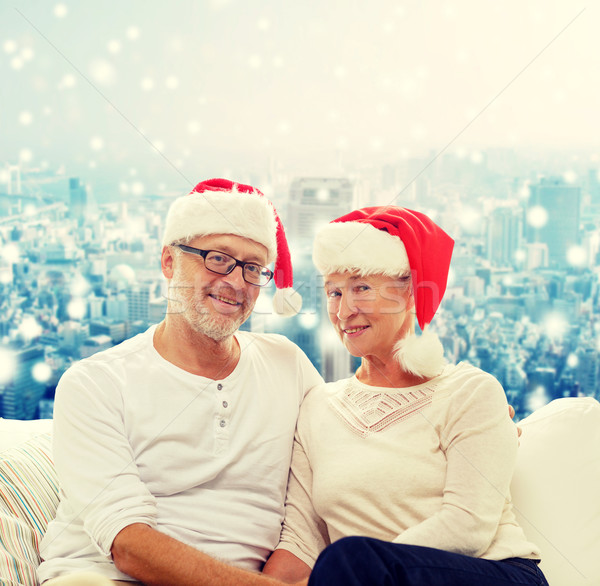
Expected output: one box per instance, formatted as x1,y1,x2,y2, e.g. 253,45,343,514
276,362,540,567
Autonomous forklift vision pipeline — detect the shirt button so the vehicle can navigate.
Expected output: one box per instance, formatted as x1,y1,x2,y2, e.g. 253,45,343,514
222,401,228,408
217,383,223,391
219,420,226,428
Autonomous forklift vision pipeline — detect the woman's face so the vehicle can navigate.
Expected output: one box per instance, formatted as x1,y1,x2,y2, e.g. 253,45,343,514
324,271,415,360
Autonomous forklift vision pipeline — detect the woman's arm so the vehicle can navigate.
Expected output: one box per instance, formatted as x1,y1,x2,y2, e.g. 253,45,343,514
269,433,330,573
393,371,518,556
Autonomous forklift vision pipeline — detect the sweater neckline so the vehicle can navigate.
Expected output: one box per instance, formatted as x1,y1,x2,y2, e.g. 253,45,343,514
328,374,442,437
348,364,450,394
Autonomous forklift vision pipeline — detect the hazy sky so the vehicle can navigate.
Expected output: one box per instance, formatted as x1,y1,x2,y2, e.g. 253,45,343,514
1,0,597,194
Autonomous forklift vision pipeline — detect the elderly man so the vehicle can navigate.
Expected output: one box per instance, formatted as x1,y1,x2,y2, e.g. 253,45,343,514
38,179,322,586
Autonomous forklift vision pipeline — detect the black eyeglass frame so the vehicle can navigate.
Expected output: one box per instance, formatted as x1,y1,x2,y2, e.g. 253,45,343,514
175,244,274,287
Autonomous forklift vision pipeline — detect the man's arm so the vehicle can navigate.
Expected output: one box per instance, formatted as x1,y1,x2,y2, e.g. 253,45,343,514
112,524,300,586
262,549,311,583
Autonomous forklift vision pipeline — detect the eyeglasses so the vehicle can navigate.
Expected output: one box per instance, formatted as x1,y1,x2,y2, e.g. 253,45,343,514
175,244,274,287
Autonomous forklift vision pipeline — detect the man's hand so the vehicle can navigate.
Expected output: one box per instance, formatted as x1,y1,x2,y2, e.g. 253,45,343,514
263,549,311,584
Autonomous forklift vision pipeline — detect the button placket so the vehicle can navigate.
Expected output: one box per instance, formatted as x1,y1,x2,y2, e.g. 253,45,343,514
215,382,230,434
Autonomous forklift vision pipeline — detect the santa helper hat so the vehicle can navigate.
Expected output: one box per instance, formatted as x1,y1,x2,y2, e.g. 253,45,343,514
313,206,454,378
162,178,302,316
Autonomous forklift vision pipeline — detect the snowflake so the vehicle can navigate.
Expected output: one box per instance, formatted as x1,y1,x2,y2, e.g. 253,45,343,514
165,75,179,89
19,148,33,163
67,298,86,320
89,59,116,85
126,26,140,41
54,3,68,18
107,40,121,54
90,136,104,151
32,361,52,383
141,77,154,91
3,39,17,54
526,205,548,229
19,111,33,125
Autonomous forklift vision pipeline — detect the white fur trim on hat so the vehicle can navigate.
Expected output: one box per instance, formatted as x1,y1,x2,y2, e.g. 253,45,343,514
162,189,278,263
393,328,446,378
313,222,410,276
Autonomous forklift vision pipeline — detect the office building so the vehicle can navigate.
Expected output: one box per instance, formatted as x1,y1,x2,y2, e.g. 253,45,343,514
487,206,523,268
69,177,88,222
526,178,581,269
126,282,158,323
1,346,46,419
286,177,356,254
285,178,356,381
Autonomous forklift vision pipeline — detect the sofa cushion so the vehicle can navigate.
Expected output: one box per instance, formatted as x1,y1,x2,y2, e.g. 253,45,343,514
0,432,59,586
0,419,53,452
511,397,600,586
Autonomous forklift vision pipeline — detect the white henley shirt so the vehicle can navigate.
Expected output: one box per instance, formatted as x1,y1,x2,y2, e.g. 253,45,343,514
38,325,323,582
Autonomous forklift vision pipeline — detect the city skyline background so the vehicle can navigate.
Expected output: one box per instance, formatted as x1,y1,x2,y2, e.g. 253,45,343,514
1,1,600,421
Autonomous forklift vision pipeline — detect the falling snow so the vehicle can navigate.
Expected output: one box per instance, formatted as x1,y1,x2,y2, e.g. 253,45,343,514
107,40,122,54
90,136,104,151
126,26,140,40
3,39,17,54
165,76,179,90
19,111,33,125
32,362,52,383
89,59,117,85
54,3,68,18
526,206,548,229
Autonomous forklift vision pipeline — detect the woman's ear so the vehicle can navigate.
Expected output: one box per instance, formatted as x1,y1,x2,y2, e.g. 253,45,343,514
407,290,416,314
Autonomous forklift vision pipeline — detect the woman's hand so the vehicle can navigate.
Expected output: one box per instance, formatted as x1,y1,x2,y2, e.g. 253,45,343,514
508,405,522,439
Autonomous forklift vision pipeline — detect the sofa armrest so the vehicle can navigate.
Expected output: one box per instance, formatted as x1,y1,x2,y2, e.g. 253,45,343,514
511,397,600,586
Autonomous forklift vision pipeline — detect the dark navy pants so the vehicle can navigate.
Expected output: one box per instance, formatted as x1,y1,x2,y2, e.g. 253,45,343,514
308,537,549,586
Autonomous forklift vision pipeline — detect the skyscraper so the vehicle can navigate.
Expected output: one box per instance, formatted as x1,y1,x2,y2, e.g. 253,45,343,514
526,178,581,269
7,164,21,196
1,346,46,420
284,178,356,381
487,206,523,268
286,178,356,255
69,177,88,222
126,282,159,324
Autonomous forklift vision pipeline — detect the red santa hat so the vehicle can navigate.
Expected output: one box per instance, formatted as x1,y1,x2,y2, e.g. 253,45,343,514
313,206,454,377
163,178,301,316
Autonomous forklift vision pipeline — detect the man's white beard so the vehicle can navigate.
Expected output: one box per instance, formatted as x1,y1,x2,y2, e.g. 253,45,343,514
168,270,252,341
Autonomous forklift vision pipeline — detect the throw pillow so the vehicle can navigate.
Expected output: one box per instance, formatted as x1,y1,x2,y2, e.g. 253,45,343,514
0,433,59,586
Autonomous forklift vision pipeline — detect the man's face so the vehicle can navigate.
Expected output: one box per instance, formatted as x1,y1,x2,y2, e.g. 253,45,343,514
164,234,268,341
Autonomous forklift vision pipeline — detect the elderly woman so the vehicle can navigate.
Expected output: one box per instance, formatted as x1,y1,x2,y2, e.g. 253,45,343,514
264,206,548,586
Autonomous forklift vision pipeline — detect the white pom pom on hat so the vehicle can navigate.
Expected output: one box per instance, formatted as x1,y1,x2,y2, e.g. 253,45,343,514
313,205,454,377
393,327,447,378
163,178,301,317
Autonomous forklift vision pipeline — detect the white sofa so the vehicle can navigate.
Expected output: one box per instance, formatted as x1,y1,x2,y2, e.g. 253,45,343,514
1,398,599,586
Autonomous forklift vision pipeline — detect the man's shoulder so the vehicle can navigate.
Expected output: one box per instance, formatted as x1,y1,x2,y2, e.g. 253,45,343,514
67,327,153,375
237,330,300,353
237,331,322,384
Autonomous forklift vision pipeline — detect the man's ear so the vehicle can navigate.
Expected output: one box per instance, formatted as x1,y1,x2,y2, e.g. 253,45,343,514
161,246,175,279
